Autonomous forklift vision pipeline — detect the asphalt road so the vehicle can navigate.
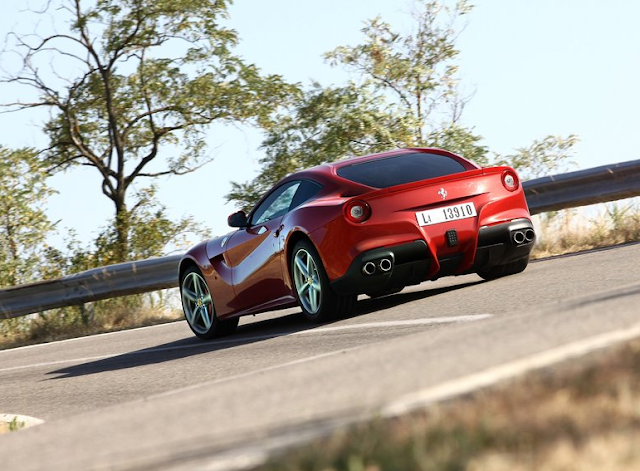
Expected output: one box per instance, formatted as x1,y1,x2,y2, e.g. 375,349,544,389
1,243,640,470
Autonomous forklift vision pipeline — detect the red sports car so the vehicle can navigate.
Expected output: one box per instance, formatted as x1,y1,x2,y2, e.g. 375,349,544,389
179,148,535,339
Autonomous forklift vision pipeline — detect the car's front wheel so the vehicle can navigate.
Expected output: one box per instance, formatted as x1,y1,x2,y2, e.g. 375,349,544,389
180,266,239,339
291,240,355,323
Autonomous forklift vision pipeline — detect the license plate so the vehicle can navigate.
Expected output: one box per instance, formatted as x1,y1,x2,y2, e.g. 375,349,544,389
415,202,477,227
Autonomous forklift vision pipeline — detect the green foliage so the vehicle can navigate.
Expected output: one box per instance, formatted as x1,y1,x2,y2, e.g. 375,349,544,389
94,186,206,266
493,134,579,180
325,0,473,142
227,0,486,211
0,147,56,288
49,185,206,272
0,188,193,346
0,150,200,344
8,416,25,432
4,0,297,262
427,124,489,166
227,83,417,211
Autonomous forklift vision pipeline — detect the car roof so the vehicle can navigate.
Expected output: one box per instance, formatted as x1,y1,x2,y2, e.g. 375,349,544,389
249,147,477,212
285,147,475,182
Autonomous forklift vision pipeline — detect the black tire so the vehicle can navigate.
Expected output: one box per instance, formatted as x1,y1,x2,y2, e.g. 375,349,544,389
290,239,355,323
478,256,529,281
180,266,239,339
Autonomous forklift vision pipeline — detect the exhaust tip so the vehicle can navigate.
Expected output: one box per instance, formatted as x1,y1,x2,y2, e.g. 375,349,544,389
362,261,376,276
379,258,392,272
524,229,535,243
512,230,526,245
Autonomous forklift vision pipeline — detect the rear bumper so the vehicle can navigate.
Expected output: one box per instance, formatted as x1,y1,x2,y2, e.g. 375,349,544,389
331,240,431,295
330,218,535,295
471,218,535,270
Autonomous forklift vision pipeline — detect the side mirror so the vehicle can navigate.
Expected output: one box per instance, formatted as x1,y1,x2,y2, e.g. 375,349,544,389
228,210,248,228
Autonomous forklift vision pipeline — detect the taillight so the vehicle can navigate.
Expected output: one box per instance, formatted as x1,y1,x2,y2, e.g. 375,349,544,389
501,170,519,192
344,200,371,223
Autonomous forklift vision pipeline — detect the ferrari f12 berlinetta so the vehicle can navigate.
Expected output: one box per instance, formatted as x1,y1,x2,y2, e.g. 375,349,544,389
179,148,535,339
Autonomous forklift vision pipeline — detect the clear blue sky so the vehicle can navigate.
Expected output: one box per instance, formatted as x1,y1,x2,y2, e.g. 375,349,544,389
1,0,639,249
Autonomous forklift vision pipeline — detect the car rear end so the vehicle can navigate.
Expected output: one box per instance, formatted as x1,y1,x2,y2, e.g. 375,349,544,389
318,149,535,295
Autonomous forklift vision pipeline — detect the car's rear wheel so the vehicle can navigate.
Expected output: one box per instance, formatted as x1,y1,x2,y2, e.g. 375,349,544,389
291,240,355,323
478,256,529,281
180,266,239,339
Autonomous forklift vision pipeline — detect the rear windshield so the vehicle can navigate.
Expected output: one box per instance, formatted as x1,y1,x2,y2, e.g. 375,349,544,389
336,152,468,188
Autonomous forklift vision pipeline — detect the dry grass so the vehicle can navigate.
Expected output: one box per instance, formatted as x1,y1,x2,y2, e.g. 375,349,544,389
0,290,182,350
257,339,640,471
532,200,640,259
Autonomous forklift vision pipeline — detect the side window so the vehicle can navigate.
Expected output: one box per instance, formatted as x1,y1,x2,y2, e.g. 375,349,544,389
290,180,322,210
251,181,301,226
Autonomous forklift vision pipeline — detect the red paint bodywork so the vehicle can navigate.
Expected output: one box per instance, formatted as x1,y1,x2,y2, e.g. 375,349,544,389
179,148,532,319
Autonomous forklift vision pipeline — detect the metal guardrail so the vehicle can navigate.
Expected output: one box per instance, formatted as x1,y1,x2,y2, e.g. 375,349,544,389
524,158,640,215
2,158,640,320
0,255,182,319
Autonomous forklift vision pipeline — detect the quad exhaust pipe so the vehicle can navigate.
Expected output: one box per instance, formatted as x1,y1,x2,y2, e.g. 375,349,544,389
379,258,392,272
362,261,377,275
362,257,393,276
512,231,526,245
524,228,535,243
511,228,535,246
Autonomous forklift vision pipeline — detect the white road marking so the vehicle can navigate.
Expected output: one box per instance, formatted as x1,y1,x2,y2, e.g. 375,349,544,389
0,321,177,353
0,315,491,374
0,413,44,430
0,355,125,374
104,316,494,400
383,320,640,417
152,349,348,399
294,315,492,334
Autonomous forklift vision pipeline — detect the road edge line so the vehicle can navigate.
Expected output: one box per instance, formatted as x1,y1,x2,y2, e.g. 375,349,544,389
382,321,640,417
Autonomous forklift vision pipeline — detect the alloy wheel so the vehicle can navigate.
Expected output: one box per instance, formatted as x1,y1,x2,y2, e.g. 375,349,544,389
293,248,322,315
181,271,215,335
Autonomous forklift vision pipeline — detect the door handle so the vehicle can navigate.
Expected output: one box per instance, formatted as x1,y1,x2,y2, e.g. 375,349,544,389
274,224,285,237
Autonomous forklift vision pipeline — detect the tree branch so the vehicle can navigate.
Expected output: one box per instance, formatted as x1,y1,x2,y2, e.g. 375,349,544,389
135,157,214,178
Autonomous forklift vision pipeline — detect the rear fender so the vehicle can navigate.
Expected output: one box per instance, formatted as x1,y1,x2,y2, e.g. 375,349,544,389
281,202,344,284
